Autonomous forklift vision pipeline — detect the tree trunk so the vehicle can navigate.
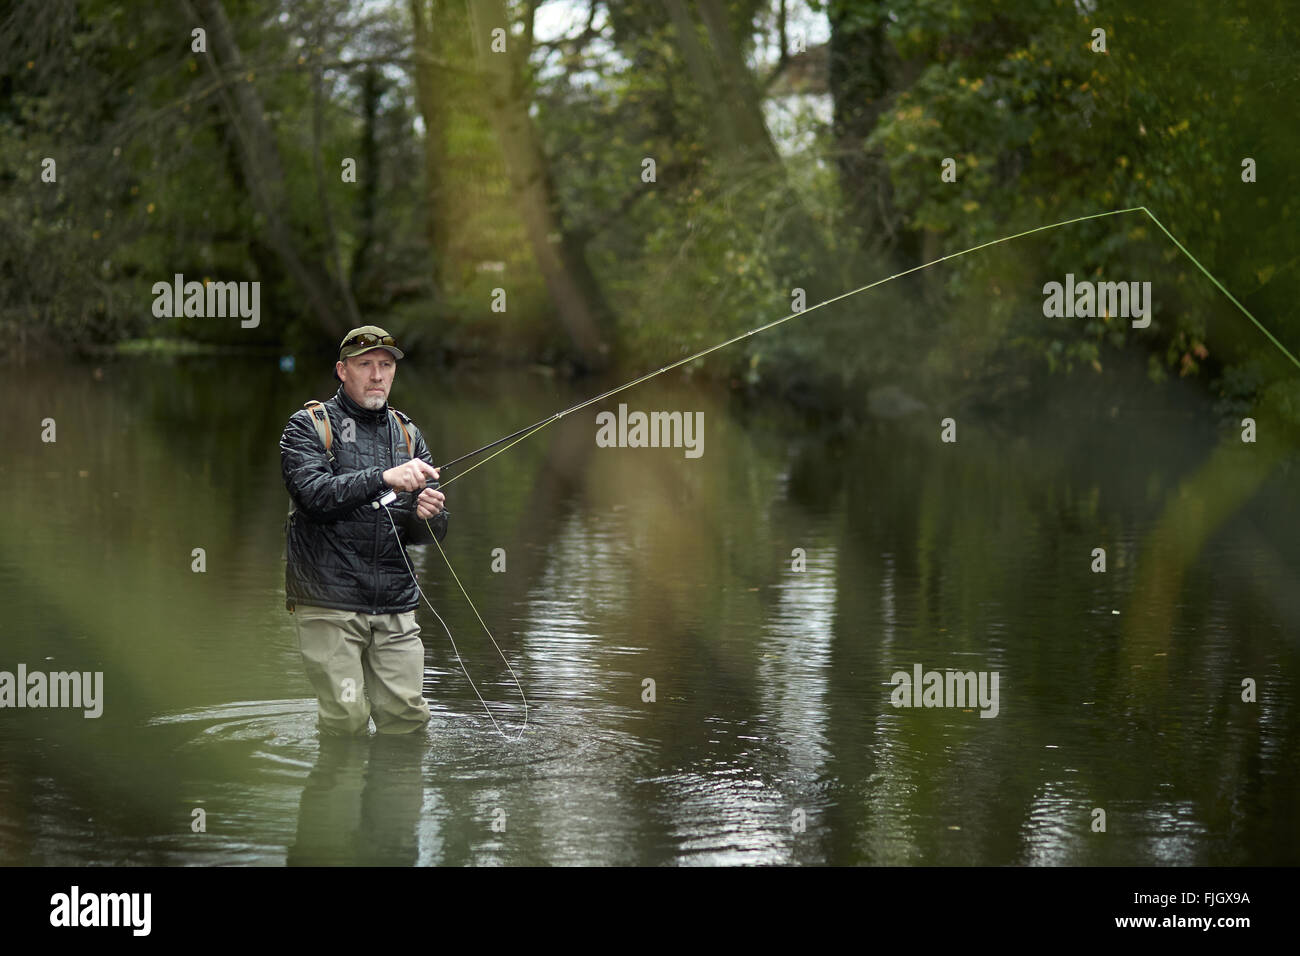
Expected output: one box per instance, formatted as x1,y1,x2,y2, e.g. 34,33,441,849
467,0,613,371
312,44,362,329
660,0,732,151
827,1,917,264
408,0,452,298
186,0,349,339
694,0,781,165
661,0,835,295
350,65,382,303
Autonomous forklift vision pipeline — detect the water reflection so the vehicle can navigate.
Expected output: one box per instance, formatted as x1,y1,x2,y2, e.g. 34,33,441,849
289,734,424,866
1,357,1298,865
760,545,836,776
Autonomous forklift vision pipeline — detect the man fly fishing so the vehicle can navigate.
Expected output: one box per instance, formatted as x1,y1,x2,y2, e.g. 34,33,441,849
279,326,448,736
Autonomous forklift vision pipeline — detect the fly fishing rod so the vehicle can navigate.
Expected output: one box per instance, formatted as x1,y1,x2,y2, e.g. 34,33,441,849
431,354,749,478
433,205,1159,487
398,203,1287,742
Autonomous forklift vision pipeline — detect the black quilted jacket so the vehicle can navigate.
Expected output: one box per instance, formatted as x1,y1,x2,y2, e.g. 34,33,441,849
280,384,449,614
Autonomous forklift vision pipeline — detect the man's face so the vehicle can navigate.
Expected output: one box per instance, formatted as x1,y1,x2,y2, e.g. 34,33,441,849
337,350,396,410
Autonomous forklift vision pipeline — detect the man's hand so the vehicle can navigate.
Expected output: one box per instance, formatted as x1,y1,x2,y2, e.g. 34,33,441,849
415,485,445,519
383,459,439,492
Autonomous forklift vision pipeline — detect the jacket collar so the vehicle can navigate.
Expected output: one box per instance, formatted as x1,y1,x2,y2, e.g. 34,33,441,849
334,384,388,424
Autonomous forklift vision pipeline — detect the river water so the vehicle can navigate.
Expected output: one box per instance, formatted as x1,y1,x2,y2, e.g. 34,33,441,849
0,353,1297,865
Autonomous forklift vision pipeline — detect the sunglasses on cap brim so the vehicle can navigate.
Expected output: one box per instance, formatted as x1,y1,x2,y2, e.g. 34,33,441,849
343,332,398,349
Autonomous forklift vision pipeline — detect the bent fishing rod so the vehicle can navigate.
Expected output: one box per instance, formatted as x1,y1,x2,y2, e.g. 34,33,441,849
432,206,1174,487
392,204,1286,741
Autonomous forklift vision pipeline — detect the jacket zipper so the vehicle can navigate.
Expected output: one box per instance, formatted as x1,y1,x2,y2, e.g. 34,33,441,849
371,418,382,613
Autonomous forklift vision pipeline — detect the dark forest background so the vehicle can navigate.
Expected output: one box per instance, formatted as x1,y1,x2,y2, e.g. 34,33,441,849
2,0,1298,425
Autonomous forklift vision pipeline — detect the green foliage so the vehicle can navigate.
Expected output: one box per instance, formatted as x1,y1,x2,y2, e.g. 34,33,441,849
2,0,1297,432
868,0,1299,406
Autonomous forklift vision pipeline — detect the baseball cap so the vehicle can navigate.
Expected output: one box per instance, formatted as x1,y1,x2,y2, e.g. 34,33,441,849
338,325,405,360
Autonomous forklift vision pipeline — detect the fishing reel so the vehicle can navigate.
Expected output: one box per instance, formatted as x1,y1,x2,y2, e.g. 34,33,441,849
372,478,445,513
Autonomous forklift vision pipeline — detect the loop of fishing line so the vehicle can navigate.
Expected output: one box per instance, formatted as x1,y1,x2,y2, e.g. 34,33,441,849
382,502,528,740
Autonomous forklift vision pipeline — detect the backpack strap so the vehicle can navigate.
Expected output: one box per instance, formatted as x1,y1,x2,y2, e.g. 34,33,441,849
303,400,335,463
389,407,415,460
302,399,414,464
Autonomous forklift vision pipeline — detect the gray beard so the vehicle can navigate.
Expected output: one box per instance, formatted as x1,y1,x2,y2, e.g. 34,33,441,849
360,394,386,411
